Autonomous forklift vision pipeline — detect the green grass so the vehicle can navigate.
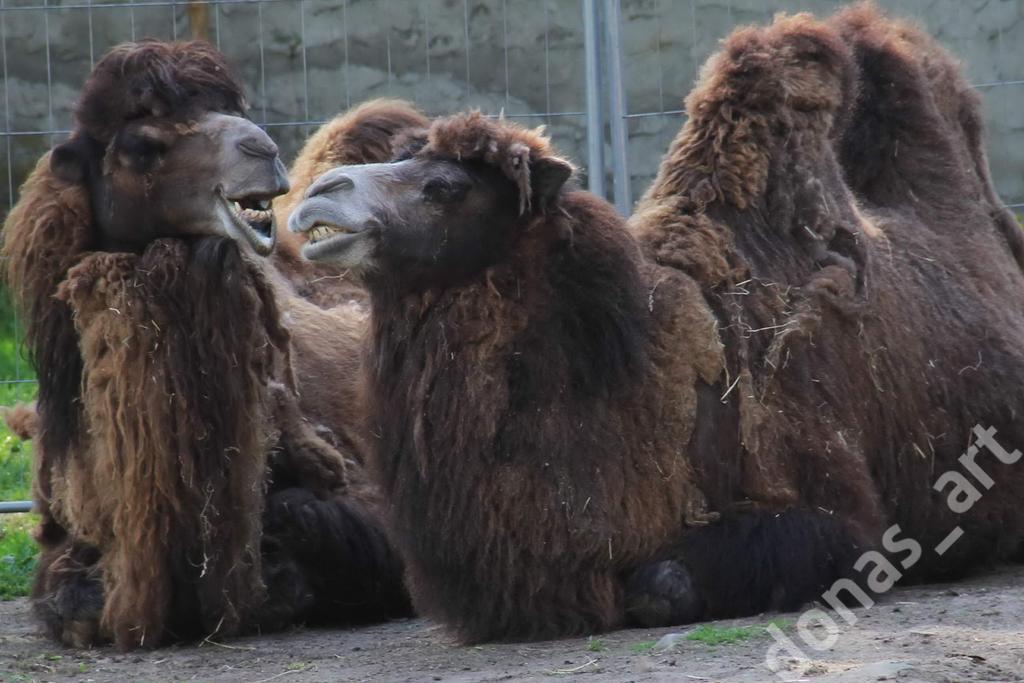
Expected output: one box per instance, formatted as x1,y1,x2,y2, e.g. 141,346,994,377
0,513,37,600
0,398,34,503
0,286,34,383
685,618,793,646
0,413,35,600
0,287,39,600
586,637,606,652
630,619,794,654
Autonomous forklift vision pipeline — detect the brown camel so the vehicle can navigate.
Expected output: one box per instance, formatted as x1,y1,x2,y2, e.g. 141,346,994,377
290,7,1024,642
2,40,409,649
271,98,429,473
272,98,429,309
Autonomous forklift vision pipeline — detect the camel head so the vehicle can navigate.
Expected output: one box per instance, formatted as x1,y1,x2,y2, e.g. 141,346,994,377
289,112,573,289
50,40,288,256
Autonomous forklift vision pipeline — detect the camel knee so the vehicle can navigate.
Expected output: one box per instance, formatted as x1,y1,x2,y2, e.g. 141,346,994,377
624,560,704,628
33,542,105,648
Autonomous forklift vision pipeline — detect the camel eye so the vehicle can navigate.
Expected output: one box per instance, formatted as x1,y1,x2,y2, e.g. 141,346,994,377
118,130,169,170
423,177,468,204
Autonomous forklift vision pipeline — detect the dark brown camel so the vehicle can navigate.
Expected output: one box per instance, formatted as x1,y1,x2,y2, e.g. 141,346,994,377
2,40,409,649
289,7,1024,642
272,98,429,309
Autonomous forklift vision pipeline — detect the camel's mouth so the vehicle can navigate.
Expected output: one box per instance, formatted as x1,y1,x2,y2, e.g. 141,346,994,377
219,192,277,255
297,220,373,265
306,222,360,244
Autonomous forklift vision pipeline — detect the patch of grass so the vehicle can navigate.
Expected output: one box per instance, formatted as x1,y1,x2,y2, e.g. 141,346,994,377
0,286,38,504
0,287,34,384
586,637,606,652
0,513,38,600
0,416,34,503
0,290,40,600
685,624,761,646
686,618,792,646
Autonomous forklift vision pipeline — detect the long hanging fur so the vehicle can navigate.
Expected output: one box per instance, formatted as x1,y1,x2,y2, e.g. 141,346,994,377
54,238,285,646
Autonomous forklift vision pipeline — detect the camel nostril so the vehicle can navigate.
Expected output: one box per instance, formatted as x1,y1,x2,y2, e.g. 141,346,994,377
307,173,354,199
238,136,279,159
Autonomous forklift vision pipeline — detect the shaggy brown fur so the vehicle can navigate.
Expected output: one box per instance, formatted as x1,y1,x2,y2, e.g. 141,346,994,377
273,99,429,308
1,403,38,440
326,8,1024,642
2,41,409,648
53,239,285,646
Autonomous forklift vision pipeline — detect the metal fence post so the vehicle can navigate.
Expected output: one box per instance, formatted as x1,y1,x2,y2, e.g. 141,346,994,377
602,0,630,216
582,0,605,199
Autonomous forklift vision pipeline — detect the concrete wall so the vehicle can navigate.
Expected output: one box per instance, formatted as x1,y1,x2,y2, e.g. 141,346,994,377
2,0,1021,215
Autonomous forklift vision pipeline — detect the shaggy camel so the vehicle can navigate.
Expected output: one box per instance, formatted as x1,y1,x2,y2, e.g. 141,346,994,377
290,7,1024,642
2,41,409,649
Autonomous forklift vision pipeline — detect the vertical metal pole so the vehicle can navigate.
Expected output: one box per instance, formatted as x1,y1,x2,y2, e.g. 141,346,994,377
582,0,605,198
602,0,630,215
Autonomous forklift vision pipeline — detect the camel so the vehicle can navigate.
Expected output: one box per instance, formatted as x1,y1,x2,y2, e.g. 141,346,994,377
289,7,1024,642
2,40,410,649
272,99,429,308
269,98,429,468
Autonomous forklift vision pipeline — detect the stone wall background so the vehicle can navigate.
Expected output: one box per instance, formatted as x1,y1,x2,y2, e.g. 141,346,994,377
2,0,1022,216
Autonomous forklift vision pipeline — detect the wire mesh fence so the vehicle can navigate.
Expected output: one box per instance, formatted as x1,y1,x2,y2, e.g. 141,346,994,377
0,0,1022,508
613,0,1024,212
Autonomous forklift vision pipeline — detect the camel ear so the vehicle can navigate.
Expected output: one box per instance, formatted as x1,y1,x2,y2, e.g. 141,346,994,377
531,156,574,207
50,139,87,183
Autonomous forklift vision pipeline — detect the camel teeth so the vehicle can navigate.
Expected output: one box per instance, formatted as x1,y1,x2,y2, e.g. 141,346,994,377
239,208,273,222
257,199,271,211
309,225,344,243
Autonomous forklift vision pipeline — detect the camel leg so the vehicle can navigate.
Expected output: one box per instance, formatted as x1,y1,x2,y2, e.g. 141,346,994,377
32,517,105,647
625,509,868,627
260,486,411,628
623,559,704,627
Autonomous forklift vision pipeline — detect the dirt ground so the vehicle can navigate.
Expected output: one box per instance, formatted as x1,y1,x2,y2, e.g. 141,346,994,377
2,566,1023,683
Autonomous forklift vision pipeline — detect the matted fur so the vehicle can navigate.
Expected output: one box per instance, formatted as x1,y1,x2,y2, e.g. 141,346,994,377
54,238,285,646
355,8,1024,643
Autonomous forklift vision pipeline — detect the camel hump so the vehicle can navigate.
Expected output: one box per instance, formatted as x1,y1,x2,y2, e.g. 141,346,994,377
3,402,40,441
830,4,1009,217
688,12,856,121
642,12,856,213
637,12,870,292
